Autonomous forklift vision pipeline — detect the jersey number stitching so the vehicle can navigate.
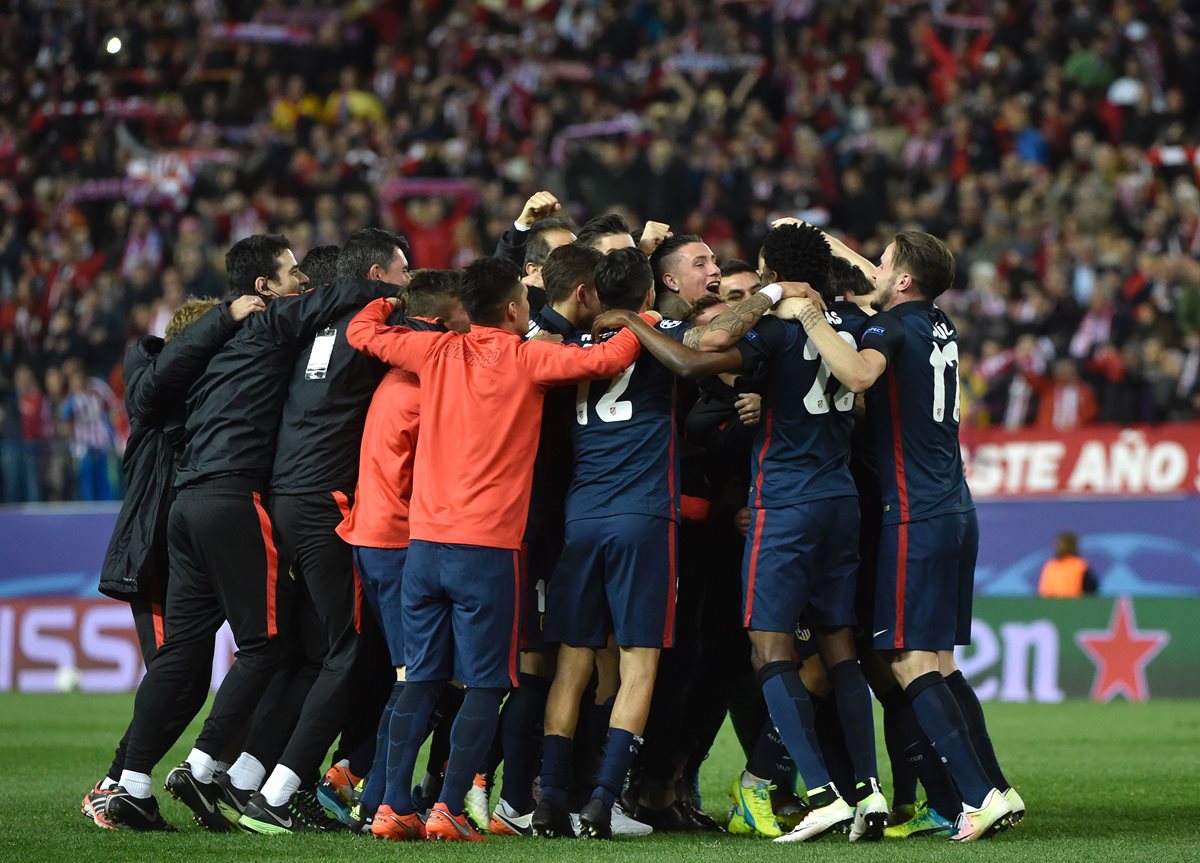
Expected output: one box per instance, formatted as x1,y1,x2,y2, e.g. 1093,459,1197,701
802,333,856,415
576,361,636,425
928,341,960,423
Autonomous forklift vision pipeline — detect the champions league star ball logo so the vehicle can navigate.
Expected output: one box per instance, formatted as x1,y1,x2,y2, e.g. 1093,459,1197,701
1076,597,1169,703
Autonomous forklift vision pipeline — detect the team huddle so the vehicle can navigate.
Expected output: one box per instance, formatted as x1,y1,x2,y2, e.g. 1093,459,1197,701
83,191,1024,844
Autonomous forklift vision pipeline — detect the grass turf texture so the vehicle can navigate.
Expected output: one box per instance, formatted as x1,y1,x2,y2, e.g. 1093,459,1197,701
1,695,1197,862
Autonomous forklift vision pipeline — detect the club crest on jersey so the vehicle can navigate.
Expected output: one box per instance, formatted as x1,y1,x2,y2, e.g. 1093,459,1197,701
932,322,954,340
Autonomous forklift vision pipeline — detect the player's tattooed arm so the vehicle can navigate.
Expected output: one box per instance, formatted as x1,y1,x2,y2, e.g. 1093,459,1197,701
684,282,824,351
792,298,887,393
682,292,774,351
592,310,741,379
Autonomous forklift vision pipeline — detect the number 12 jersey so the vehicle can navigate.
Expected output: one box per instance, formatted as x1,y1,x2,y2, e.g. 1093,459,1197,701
563,320,689,524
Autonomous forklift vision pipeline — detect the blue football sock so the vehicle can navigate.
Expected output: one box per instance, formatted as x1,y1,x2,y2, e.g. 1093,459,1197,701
439,688,505,817
746,716,794,785
827,660,879,786
882,684,960,815
539,734,573,808
499,673,551,813
758,661,831,792
877,685,919,807
384,681,440,814
945,670,1010,792
591,727,642,808
361,680,403,815
906,672,992,808
812,691,856,798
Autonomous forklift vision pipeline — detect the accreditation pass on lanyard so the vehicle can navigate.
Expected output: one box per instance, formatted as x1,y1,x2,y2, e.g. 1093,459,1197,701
305,328,337,380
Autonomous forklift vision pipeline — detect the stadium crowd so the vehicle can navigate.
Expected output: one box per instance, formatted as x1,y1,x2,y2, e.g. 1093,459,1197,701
1,0,1200,503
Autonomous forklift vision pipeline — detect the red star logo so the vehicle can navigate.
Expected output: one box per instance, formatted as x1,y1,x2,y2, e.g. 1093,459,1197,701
1076,596,1169,703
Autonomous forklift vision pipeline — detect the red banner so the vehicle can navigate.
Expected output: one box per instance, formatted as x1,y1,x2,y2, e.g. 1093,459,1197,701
963,423,1200,498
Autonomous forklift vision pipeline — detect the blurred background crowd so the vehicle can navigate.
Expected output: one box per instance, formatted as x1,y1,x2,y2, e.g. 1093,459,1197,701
1,0,1199,502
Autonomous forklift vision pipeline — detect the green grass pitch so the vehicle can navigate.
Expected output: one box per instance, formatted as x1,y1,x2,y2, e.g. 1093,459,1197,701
1,694,1197,862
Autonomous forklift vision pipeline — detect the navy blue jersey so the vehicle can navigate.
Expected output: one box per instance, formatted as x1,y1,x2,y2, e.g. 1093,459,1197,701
526,304,578,341
735,302,869,508
524,304,583,543
858,301,975,525
563,320,687,523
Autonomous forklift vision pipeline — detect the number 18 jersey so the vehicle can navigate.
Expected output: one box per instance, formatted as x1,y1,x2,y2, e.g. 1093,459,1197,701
735,302,869,509
857,301,974,526
562,321,688,524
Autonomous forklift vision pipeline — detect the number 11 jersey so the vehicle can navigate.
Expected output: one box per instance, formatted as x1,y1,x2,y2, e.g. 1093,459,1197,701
858,300,975,526
562,320,689,524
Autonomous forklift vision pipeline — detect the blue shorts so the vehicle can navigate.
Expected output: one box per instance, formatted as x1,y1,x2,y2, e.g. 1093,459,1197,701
873,511,978,652
545,514,677,649
353,546,408,668
402,540,520,689
741,497,859,633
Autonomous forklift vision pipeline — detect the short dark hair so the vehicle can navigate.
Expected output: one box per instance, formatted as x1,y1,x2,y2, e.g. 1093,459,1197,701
720,259,758,279
298,244,341,288
336,227,411,281
575,213,632,250
650,232,705,290
524,217,577,268
225,234,291,296
542,244,603,306
459,257,522,325
595,247,653,312
892,230,955,300
405,269,461,319
829,256,874,297
760,223,833,301
684,293,726,324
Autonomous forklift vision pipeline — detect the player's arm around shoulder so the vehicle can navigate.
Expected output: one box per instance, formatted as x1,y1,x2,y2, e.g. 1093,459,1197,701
347,297,440,371
683,282,821,352
793,297,889,393
683,290,774,352
596,309,741,379
522,315,655,387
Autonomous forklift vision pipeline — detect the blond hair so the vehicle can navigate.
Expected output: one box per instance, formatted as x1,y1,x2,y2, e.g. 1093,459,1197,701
164,298,220,343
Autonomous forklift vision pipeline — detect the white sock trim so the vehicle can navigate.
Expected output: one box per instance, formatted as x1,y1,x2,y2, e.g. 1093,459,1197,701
260,765,302,808
228,753,266,792
186,748,218,783
118,770,152,799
